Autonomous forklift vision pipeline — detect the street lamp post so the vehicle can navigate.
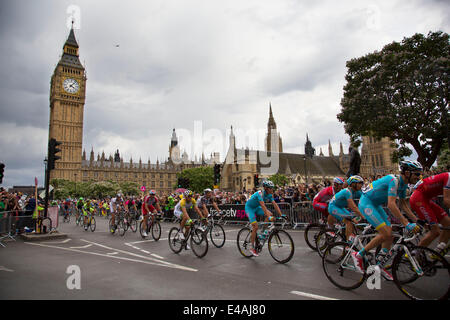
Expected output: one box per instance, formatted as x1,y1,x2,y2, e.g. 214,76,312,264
303,156,308,184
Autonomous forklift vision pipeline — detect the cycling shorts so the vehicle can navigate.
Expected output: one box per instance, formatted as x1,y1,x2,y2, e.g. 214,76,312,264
358,195,391,230
245,203,265,224
410,191,447,225
142,205,156,216
328,203,355,222
313,201,329,217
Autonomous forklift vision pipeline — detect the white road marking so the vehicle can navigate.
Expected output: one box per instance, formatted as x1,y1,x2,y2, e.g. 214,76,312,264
107,252,119,255
25,241,197,272
80,239,196,272
151,254,164,259
42,238,72,244
290,290,339,300
0,266,14,272
69,244,93,249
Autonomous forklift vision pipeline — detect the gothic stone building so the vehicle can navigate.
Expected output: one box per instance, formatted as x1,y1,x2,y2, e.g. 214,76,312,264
48,27,218,194
220,107,398,192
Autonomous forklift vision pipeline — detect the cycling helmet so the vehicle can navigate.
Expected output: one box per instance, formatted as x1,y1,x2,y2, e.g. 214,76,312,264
333,177,345,184
347,175,364,185
399,160,423,172
262,180,275,189
203,188,212,194
79,197,83,201
149,190,156,195
184,190,193,198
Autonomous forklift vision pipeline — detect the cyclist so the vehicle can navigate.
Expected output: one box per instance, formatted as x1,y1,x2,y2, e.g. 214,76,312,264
63,198,71,220
351,160,422,279
101,199,110,217
410,171,450,256
328,175,365,244
313,177,346,233
110,194,123,233
125,196,137,221
197,188,222,231
142,190,162,237
75,197,84,222
173,190,203,242
82,199,95,231
245,180,283,257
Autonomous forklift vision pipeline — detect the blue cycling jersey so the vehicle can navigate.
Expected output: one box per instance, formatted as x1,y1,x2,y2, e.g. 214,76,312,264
246,190,274,209
330,188,362,208
362,174,407,205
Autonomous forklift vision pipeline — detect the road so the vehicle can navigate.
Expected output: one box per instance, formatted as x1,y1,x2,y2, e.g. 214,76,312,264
0,217,418,301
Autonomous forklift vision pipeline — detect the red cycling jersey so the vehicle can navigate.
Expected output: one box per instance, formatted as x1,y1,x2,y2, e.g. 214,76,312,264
142,195,159,215
410,172,450,224
313,186,336,216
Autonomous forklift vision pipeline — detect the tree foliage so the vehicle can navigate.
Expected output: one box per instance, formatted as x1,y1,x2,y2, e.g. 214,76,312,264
337,31,449,168
177,166,214,193
268,173,289,187
51,179,139,199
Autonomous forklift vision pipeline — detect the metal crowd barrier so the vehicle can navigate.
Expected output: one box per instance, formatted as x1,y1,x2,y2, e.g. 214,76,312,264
291,202,322,229
0,210,34,247
136,194,450,231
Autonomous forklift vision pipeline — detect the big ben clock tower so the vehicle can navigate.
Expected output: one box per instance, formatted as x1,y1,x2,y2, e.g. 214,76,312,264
49,25,86,181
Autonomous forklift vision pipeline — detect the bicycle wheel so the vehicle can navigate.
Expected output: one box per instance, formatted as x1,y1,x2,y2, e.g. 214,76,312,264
190,228,208,258
90,216,96,232
268,230,295,264
152,220,162,241
392,246,450,300
139,221,148,238
209,223,226,248
316,229,344,258
129,217,137,233
168,227,184,254
109,218,116,234
322,242,366,290
41,217,52,233
236,227,254,258
304,223,324,251
118,219,126,236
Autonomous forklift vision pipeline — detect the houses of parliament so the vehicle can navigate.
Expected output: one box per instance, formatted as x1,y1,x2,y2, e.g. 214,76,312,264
48,26,397,194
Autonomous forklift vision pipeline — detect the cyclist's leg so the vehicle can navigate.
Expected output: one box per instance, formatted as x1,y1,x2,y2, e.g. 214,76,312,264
245,205,259,248
329,204,352,239
200,205,209,226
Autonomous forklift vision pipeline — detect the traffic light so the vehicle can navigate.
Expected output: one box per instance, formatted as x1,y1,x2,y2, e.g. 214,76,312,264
214,164,221,184
254,174,259,187
0,163,4,184
48,138,62,170
177,177,190,188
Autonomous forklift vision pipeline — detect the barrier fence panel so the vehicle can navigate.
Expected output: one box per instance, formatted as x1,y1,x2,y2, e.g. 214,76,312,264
265,203,292,229
291,202,322,229
0,211,35,247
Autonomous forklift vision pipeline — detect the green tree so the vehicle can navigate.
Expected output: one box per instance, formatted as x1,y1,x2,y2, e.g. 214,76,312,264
337,31,449,169
177,166,214,193
437,139,450,171
268,174,289,187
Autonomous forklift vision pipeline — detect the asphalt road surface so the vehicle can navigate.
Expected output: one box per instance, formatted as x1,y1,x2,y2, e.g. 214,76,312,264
0,216,439,301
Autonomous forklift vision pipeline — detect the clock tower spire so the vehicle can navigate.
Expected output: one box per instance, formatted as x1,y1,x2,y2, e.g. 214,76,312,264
48,25,86,181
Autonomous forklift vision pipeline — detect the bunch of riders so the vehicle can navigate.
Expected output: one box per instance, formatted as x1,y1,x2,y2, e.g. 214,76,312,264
60,160,448,263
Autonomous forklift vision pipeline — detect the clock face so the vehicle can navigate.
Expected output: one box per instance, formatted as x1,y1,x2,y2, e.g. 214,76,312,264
63,78,79,94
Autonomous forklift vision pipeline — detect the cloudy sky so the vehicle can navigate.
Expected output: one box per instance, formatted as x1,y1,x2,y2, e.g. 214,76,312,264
0,0,448,187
